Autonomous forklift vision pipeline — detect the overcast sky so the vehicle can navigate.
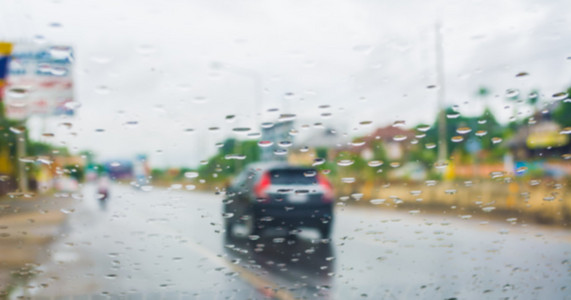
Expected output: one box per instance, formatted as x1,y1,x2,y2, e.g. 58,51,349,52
2,0,571,168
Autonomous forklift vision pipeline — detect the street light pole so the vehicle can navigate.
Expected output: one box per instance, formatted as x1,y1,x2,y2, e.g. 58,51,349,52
435,22,448,164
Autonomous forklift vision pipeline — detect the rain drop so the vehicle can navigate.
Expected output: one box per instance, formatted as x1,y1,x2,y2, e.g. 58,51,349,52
552,92,568,101
184,172,199,178
278,141,292,148
367,160,383,167
475,130,487,137
456,127,471,134
313,158,325,166
258,141,273,147
505,88,520,98
337,160,354,167
232,127,251,134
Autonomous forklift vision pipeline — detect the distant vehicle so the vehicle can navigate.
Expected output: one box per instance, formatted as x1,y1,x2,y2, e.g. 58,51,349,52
223,162,334,239
97,175,110,210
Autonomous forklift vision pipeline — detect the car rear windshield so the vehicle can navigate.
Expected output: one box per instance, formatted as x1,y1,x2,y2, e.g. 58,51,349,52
269,169,317,185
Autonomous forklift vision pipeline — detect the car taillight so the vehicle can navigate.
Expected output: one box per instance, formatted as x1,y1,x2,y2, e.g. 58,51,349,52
254,171,271,199
318,174,334,202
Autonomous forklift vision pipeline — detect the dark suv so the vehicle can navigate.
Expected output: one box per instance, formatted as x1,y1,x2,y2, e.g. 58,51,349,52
223,162,334,239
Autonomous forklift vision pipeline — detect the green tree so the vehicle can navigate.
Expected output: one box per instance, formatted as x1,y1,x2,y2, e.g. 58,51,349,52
553,87,571,128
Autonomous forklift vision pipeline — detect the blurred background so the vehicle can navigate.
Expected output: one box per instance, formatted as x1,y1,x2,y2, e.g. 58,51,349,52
1,0,570,299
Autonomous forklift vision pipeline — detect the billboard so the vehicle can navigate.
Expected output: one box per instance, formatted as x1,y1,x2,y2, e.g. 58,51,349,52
0,42,12,96
2,43,75,120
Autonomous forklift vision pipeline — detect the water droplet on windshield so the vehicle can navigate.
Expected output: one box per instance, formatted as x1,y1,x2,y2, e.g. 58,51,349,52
313,158,325,166
60,208,75,214
491,137,503,144
222,213,234,219
184,172,199,178
417,125,431,132
337,160,354,167
6,87,29,99
9,126,25,134
456,127,471,134
559,127,571,134
274,149,288,155
393,120,406,127
552,92,568,100
278,114,296,122
225,154,246,160
451,136,464,143
475,130,488,137
446,113,460,119
95,86,111,95
258,141,273,147
506,89,520,98
232,127,251,134
33,35,46,44
425,143,436,149
393,135,407,142
482,206,496,213
48,46,73,60
515,72,529,77
370,199,386,205
359,121,373,126
341,177,355,183
368,160,383,167
434,161,448,169
278,141,292,148
124,121,138,128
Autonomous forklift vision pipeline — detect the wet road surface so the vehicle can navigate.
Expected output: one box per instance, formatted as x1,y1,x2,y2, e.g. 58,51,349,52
15,183,571,299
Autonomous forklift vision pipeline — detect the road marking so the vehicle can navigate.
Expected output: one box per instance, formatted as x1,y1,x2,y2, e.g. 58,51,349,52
129,210,298,300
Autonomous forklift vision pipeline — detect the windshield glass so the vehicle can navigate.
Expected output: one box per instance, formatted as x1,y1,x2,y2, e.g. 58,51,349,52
269,169,317,185
1,1,570,299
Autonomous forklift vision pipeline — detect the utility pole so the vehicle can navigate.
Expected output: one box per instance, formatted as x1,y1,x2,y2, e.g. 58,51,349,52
16,126,28,192
435,22,448,164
